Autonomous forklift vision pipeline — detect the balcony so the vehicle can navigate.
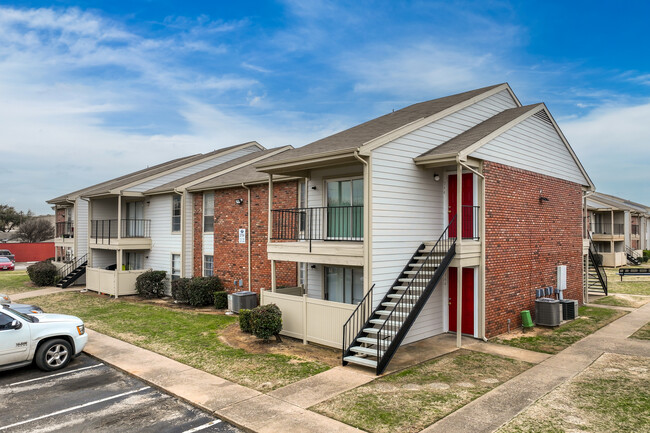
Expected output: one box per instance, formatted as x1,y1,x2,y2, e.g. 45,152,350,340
54,221,74,245
592,222,625,241
90,219,152,249
268,206,364,266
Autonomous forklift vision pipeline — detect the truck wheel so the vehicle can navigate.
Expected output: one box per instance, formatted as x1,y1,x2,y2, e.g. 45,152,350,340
35,339,73,371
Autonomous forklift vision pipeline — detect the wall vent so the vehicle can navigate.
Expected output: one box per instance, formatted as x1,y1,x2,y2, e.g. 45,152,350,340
533,110,552,125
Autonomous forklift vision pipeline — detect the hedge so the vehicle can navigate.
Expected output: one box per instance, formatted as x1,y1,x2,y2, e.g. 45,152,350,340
26,261,58,286
135,270,167,298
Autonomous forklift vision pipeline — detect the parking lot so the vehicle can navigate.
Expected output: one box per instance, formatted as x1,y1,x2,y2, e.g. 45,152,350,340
0,354,240,432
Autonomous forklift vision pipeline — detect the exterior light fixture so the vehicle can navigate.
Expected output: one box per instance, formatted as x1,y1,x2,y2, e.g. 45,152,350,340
235,198,244,205
539,190,549,203
433,173,441,182
311,186,317,190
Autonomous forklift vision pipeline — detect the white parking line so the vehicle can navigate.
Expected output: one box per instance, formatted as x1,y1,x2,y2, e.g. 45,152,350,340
0,386,151,431
182,420,223,433
8,364,105,387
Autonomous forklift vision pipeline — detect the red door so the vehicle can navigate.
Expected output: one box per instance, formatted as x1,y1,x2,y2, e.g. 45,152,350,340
448,267,475,335
448,173,474,238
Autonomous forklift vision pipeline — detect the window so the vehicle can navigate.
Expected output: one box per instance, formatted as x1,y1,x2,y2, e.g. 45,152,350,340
123,252,144,270
0,312,14,330
326,179,363,239
203,193,214,232
171,254,181,281
298,262,307,286
325,266,363,304
172,195,181,232
204,255,214,277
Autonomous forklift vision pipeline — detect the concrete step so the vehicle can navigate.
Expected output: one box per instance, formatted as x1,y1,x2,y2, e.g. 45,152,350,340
344,355,377,368
350,346,383,357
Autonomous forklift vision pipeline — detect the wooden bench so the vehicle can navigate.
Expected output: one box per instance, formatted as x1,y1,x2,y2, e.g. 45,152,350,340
618,268,650,280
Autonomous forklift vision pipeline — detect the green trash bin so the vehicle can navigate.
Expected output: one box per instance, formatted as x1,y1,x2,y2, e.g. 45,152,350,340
521,310,534,328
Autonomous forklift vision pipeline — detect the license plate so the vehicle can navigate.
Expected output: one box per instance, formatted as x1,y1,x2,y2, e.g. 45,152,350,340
1,267,7,270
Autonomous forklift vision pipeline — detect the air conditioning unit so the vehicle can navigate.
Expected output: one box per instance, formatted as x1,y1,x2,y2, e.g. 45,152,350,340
230,291,258,313
535,298,561,327
560,299,579,321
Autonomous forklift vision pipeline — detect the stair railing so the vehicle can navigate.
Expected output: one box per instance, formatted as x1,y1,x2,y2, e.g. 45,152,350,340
375,216,457,374
587,233,607,295
342,284,375,363
58,253,88,281
625,245,641,261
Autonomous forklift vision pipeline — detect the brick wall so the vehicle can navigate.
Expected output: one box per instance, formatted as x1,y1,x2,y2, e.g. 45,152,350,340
197,181,298,292
192,193,203,276
55,208,66,224
483,161,584,337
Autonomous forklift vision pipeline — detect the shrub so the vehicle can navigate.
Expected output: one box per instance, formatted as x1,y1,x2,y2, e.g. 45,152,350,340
171,278,191,303
186,276,224,307
26,261,57,286
135,270,167,298
643,250,650,261
239,308,253,333
214,291,228,309
250,304,282,340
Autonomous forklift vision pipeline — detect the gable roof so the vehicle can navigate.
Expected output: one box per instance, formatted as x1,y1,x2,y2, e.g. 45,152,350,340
81,142,263,198
257,83,513,173
145,147,293,194
590,192,650,214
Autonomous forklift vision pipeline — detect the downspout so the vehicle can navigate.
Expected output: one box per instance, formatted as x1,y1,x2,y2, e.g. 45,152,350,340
242,183,252,291
354,150,370,298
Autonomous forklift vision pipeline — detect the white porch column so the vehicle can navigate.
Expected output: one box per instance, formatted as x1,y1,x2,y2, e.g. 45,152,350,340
268,174,274,242
271,260,277,292
456,163,463,348
117,195,122,241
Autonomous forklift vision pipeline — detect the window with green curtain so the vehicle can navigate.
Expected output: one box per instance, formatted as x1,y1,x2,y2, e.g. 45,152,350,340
326,179,363,239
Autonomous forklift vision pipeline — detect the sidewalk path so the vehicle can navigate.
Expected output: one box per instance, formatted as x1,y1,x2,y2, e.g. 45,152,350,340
84,329,366,433
12,287,79,301
421,302,650,433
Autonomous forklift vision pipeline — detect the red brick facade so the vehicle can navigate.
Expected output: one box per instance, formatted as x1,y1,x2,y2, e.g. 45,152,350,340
192,181,298,293
483,161,584,337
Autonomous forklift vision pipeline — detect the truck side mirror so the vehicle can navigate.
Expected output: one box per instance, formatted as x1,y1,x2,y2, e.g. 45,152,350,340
11,320,22,330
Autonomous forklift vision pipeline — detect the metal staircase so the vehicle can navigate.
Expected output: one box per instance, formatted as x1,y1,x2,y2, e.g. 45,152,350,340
587,234,607,296
56,254,88,289
625,246,641,265
342,218,457,375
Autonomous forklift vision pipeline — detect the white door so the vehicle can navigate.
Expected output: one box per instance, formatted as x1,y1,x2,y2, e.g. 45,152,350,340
0,311,31,365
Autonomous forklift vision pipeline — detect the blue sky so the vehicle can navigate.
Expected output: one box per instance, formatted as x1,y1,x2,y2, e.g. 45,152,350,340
2,0,650,213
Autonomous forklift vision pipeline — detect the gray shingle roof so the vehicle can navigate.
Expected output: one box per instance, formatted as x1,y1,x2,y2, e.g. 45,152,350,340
417,104,543,159
257,84,507,166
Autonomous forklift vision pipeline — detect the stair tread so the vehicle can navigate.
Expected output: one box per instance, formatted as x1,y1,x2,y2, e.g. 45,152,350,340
358,336,391,345
350,346,383,356
344,356,377,368
363,328,396,335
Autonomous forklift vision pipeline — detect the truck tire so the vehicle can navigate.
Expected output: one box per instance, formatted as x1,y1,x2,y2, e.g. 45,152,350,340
35,339,73,371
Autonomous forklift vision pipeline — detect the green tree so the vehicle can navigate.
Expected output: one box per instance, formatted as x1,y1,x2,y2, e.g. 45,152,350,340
14,218,55,243
0,205,31,233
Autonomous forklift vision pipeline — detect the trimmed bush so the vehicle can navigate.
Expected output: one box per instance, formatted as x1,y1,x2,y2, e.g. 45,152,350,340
26,261,57,286
250,304,282,340
214,291,228,309
171,278,191,303
186,276,224,307
239,308,253,333
135,270,167,298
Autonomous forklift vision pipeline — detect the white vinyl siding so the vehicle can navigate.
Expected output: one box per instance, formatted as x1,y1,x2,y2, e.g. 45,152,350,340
143,194,182,280
184,192,193,277
75,198,88,258
91,249,116,269
371,89,516,344
470,114,589,186
307,263,323,299
125,146,260,192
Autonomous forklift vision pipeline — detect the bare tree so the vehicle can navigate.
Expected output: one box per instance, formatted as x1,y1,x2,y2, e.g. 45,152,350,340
14,218,54,243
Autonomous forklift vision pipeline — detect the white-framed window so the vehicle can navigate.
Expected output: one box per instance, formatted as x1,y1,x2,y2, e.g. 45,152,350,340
324,266,363,304
298,262,307,286
325,178,363,239
171,254,181,281
172,195,181,232
203,192,214,232
123,252,144,271
204,255,214,277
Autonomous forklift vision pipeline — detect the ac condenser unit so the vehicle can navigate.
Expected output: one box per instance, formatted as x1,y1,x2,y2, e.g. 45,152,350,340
231,291,258,313
535,298,561,327
560,299,579,321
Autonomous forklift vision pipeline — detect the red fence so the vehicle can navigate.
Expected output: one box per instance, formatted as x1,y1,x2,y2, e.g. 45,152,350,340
0,243,54,262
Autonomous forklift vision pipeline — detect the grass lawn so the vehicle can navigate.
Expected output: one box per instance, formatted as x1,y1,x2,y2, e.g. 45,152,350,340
631,322,650,341
605,265,650,296
0,270,40,295
492,306,626,354
593,294,650,308
21,292,330,392
311,350,531,433
497,353,650,433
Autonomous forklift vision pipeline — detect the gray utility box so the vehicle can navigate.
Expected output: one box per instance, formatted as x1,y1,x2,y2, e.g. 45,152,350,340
535,298,562,327
560,299,579,321
228,291,258,313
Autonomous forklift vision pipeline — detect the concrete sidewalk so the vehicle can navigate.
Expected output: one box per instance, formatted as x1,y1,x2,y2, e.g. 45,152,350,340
12,286,79,301
83,329,368,433
421,302,650,433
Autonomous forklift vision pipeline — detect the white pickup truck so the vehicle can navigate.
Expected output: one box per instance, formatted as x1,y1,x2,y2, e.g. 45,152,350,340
0,304,88,372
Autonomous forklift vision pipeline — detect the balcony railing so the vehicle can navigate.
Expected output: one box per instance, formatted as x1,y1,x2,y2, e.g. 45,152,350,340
632,225,640,235
272,206,363,242
91,219,151,244
592,223,624,235
55,221,74,238
451,205,480,240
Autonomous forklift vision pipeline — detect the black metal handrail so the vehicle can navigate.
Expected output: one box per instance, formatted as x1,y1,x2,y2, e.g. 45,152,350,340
375,216,457,374
342,284,375,362
55,221,74,238
626,245,641,259
592,222,624,235
272,206,364,242
588,232,607,295
58,254,87,280
91,219,151,243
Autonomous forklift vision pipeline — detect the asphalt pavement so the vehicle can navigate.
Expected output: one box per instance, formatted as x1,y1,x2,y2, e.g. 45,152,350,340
0,354,240,433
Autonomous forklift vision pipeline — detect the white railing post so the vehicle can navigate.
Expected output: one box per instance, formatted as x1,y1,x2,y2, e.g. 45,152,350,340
302,294,308,344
